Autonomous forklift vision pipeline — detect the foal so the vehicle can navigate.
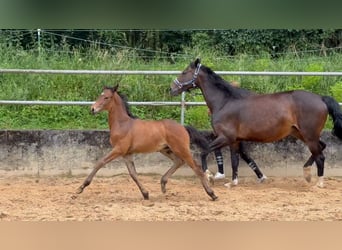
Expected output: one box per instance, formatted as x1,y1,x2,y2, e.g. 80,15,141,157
73,85,217,201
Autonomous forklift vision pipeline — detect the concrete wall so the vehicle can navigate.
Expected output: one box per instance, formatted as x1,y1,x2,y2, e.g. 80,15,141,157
1,130,342,177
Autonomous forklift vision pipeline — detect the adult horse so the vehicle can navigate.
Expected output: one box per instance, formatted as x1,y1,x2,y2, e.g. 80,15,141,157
190,81,267,185
73,85,217,201
170,58,342,188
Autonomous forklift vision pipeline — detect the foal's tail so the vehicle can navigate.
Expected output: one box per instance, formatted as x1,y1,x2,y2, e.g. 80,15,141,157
321,96,342,140
184,125,212,151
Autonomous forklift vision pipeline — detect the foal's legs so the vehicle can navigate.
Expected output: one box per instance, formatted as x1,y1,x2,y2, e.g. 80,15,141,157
73,148,121,197
159,148,185,194
169,143,217,200
123,155,149,200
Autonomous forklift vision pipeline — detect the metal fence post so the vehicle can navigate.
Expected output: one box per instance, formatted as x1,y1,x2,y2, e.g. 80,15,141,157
180,91,186,125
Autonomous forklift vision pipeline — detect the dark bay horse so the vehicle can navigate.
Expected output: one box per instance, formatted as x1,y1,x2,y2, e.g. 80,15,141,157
178,71,267,186
73,85,217,201
170,58,342,188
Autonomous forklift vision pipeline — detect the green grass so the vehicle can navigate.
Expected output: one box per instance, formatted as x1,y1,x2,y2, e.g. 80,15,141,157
0,44,342,130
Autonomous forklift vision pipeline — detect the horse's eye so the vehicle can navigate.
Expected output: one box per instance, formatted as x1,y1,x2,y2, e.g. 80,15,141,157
104,97,109,100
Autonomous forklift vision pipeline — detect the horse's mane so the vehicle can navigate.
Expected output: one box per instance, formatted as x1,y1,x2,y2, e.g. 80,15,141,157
104,86,138,119
190,62,253,99
118,92,138,119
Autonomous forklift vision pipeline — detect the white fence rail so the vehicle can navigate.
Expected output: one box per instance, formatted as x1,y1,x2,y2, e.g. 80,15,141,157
1,69,342,76
1,69,342,124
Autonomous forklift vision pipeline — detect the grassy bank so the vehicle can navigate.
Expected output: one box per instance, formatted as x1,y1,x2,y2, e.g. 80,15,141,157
1,45,342,130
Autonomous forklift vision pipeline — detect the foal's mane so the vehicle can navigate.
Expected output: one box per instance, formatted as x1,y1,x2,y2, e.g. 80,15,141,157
104,86,137,119
190,61,252,99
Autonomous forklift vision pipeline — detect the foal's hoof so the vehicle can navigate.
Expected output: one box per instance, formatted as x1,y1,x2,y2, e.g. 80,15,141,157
232,179,239,186
211,194,218,201
71,194,78,200
303,167,312,183
142,200,154,207
161,181,167,193
143,192,149,200
75,186,84,194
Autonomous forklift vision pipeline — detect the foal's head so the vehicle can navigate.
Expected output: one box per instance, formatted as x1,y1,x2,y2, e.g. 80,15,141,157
91,85,137,118
91,85,119,114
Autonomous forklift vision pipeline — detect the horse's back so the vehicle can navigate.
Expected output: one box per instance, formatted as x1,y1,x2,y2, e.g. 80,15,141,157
128,119,189,152
161,119,191,143
215,90,327,142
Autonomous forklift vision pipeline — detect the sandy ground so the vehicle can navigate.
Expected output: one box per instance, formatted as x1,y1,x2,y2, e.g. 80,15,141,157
0,174,341,221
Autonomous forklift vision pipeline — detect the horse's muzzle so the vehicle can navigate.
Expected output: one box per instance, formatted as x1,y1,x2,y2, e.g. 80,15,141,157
91,107,97,115
170,88,181,96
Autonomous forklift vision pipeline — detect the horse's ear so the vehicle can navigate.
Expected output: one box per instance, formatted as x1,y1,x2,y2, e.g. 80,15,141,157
195,58,201,66
113,84,119,92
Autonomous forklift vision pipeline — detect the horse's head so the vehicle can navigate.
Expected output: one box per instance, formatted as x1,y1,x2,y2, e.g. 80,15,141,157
170,58,202,96
91,84,119,114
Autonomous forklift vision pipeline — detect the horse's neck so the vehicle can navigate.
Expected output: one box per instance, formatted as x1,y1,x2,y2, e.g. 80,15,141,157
198,80,227,113
108,96,132,130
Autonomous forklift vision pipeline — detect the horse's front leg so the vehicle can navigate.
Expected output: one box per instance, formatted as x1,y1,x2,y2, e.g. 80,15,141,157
230,144,240,186
72,148,121,199
123,155,150,200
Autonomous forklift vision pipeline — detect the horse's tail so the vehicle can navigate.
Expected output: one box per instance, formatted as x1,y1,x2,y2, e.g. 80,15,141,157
321,95,342,140
184,125,212,151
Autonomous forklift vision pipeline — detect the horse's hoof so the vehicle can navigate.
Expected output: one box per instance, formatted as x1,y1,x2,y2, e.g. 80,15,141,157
75,187,84,194
211,194,218,201
142,200,154,207
71,194,78,200
303,167,312,183
316,177,324,188
232,179,238,186
316,182,324,188
258,175,268,183
161,183,167,194
205,170,214,185
224,182,231,189
143,192,149,200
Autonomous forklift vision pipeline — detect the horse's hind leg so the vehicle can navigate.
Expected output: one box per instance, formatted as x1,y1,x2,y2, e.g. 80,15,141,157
238,142,267,183
303,140,326,183
199,151,215,184
306,140,326,188
159,148,185,194
123,155,149,200
170,144,217,200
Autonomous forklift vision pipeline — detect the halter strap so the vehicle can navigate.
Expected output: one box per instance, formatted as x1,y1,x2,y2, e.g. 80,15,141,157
174,63,202,89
